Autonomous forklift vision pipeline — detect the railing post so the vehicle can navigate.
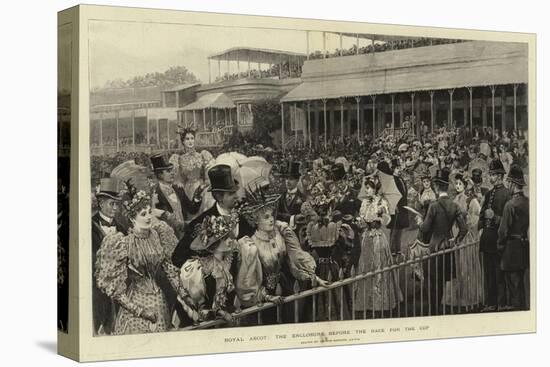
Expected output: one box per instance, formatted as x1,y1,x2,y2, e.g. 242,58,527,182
322,99,328,150
293,280,300,323
281,102,285,152
339,268,345,320
355,96,361,143
350,266,356,320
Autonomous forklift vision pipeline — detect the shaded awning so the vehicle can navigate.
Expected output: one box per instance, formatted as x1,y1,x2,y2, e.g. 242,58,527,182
162,82,201,92
208,47,307,65
336,32,421,43
179,93,235,111
281,41,528,102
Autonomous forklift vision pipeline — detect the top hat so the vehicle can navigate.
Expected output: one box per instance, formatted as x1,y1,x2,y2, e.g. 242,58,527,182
507,164,526,187
331,163,346,181
488,159,506,175
377,161,393,175
96,177,123,201
432,167,451,186
150,153,173,172
208,164,239,192
284,161,302,179
471,168,483,184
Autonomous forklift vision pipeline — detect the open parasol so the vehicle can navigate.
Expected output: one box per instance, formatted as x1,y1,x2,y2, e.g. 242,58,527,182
377,171,403,215
236,156,272,190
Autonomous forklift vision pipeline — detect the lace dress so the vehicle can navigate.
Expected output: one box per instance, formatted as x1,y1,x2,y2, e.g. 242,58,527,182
238,221,317,324
95,220,184,335
169,148,215,221
442,191,483,307
356,195,403,312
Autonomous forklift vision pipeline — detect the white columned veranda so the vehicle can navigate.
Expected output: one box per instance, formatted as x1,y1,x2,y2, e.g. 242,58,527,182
448,89,455,128
355,96,361,143
513,84,519,131
391,94,395,130
490,85,497,133
307,102,312,149
429,91,434,134
281,103,285,151
371,95,376,138
339,98,345,142
468,87,473,131
322,99,328,149
115,110,120,152
294,103,298,148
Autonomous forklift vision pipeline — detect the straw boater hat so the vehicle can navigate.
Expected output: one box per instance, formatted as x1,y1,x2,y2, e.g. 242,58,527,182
507,164,526,187
96,177,123,201
190,214,239,252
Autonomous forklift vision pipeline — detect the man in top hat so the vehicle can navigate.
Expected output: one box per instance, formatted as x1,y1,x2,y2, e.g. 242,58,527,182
417,167,468,315
478,159,511,312
378,160,409,257
92,177,124,335
498,164,529,310
171,164,255,327
150,153,203,230
471,168,488,204
278,161,306,223
331,163,361,218
172,164,254,268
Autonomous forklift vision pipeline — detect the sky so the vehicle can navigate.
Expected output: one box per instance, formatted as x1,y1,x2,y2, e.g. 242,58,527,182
58,23,72,93
88,20,376,89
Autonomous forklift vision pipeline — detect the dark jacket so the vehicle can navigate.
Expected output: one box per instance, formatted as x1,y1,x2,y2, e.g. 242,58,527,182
389,175,410,229
498,192,529,271
277,189,305,222
91,212,123,334
153,183,201,219
420,195,468,251
478,184,511,253
171,204,255,268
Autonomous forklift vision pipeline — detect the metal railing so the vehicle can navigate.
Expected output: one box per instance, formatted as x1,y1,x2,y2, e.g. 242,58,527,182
181,240,484,330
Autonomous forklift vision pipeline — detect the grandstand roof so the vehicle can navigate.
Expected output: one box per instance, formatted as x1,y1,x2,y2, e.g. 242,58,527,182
208,47,307,65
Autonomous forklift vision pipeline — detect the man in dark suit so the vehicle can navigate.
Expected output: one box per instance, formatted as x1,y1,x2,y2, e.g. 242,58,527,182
171,164,255,328
479,159,511,312
331,163,362,218
91,178,124,335
378,160,409,257
498,164,529,311
278,161,306,223
150,153,202,239
172,164,255,268
417,167,468,315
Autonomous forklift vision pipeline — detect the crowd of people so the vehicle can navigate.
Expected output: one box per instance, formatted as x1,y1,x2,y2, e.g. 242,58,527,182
308,38,467,60
90,116,530,336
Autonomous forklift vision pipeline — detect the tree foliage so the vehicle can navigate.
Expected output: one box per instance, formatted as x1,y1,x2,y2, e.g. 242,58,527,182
249,100,282,146
103,66,199,90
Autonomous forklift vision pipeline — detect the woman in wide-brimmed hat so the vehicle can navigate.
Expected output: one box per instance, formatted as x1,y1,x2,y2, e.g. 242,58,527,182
95,190,193,334
238,186,328,324
355,177,403,314
179,213,242,324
